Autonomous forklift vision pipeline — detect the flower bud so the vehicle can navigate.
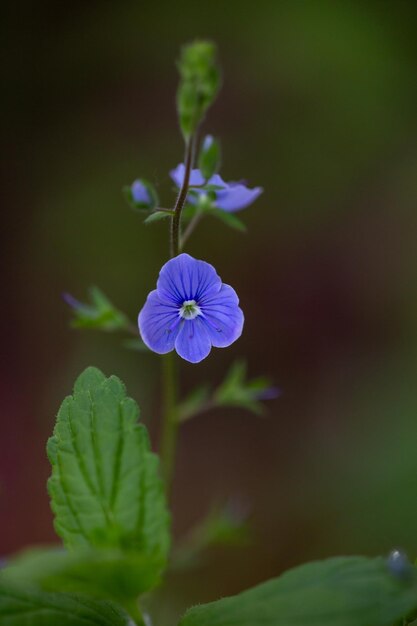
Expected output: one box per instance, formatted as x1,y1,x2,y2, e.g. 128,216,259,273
123,179,158,211
176,40,220,139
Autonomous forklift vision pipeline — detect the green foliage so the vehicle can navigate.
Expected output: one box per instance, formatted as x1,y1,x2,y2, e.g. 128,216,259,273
178,361,276,422
2,546,160,606
65,287,129,332
0,582,131,626
179,556,417,626
186,191,246,232
198,136,221,180
47,367,170,570
176,40,220,139
214,360,276,415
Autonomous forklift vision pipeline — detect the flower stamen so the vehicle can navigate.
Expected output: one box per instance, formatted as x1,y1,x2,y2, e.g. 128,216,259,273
179,299,202,320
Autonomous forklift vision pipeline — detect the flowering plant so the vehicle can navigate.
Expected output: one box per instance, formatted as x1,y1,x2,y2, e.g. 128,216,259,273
1,40,416,626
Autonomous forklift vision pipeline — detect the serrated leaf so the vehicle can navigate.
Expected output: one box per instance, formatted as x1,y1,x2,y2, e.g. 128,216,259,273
47,368,170,575
179,556,417,626
2,546,160,606
0,582,131,626
207,207,246,232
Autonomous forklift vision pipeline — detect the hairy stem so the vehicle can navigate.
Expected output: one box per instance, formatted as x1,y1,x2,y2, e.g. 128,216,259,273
161,134,197,496
160,351,178,498
170,135,195,257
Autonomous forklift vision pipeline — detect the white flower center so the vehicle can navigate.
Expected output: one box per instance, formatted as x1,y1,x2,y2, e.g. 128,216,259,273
179,299,201,320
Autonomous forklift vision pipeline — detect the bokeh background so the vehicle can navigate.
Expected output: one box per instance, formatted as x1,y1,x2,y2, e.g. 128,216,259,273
3,0,417,619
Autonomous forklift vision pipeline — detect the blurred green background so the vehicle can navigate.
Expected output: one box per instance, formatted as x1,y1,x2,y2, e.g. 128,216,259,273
2,0,417,618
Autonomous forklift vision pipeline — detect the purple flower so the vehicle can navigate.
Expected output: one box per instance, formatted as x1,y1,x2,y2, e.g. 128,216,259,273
138,254,244,363
170,164,263,213
131,179,153,207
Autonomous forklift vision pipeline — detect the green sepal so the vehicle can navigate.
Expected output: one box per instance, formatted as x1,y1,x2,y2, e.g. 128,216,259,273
65,287,129,332
214,360,274,415
198,135,221,180
176,40,220,139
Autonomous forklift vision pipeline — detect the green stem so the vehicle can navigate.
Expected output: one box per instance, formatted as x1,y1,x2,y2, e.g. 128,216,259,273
170,135,196,257
125,599,146,626
160,351,178,498
161,134,197,495
180,207,204,250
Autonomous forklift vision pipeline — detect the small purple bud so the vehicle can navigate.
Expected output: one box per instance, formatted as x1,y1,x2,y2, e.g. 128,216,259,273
131,180,152,206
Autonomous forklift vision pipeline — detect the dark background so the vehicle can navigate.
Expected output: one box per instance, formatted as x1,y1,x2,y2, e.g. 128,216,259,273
2,0,417,619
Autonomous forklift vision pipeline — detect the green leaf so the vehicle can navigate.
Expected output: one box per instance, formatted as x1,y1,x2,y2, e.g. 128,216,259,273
179,556,417,626
2,546,160,606
176,41,220,139
207,207,246,232
144,211,172,224
47,367,170,570
0,582,131,626
198,135,221,180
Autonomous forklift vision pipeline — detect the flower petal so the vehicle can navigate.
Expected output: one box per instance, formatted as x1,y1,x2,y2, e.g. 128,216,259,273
175,317,212,363
170,164,227,189
157,253,222,305
200,284,244,347
170,165,205,188
138,290,181,354
215,184,263,212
